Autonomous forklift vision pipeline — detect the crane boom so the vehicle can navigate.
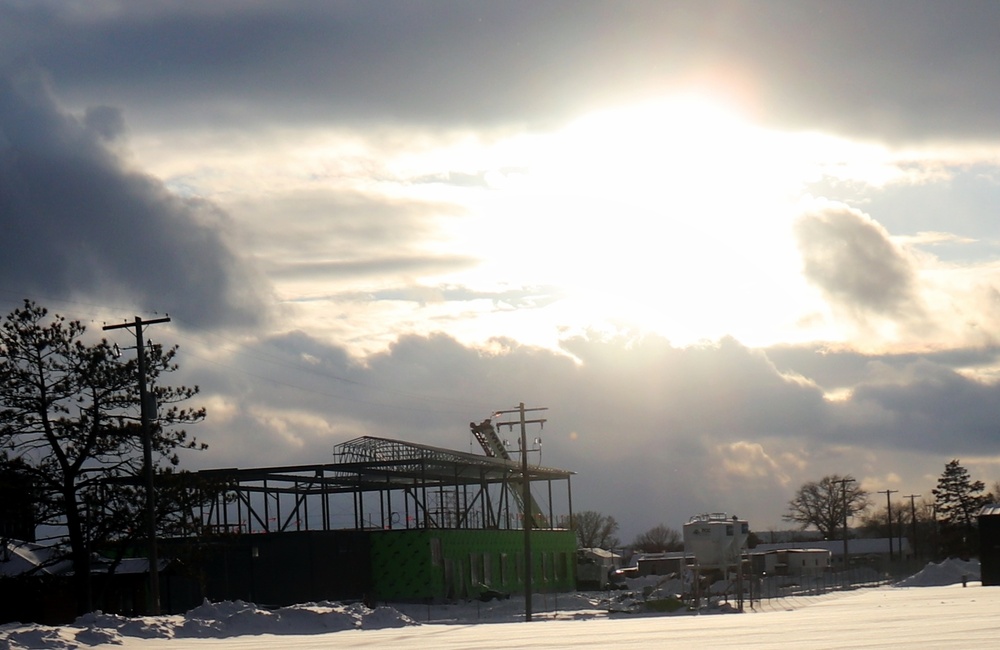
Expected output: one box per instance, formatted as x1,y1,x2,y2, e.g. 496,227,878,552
470,419,547,528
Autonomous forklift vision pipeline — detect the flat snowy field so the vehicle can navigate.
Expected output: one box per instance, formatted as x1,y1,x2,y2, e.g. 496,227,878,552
2,560,995,649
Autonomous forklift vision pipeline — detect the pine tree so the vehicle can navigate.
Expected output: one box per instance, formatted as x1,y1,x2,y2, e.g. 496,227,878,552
0,300,206,614
932,459,987,558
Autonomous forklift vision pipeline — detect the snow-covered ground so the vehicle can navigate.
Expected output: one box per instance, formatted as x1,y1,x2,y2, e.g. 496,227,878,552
1,559,993,649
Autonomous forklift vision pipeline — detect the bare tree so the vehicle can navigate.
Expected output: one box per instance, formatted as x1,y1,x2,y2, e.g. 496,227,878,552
632,524,682,552
571,510,620,549
784,474,869,539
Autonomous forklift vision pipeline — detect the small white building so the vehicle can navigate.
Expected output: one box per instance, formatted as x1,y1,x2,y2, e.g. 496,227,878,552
576,547,621,589
751,548,831,577
753,538,911,568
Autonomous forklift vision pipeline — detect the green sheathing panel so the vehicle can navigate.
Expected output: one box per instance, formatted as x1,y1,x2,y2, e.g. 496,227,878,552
370,529,576,601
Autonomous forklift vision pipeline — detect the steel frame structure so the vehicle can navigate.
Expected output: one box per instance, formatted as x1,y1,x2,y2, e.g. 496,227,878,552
192,436,574,535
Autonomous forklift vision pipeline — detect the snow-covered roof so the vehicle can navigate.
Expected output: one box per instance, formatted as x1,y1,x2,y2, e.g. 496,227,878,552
634,551,686,561
578,547,620,560
750,547,830,556
754,538,910,556
1,540,166,578
0,540,74,577
979,503,1000,517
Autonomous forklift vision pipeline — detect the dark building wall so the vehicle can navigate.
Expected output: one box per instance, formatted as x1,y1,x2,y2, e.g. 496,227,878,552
978,514,1000,586
159,527,577,611
0,467,36,542
160,530,372,612
0,576,75,625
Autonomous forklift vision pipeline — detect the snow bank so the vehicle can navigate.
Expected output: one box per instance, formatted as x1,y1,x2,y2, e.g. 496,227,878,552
894,558,981,587
0,559,987,650
0,600,416,649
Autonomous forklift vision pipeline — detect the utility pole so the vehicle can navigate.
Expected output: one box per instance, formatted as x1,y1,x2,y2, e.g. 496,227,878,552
905,494,921,561
103,315,171,615
494,403,547,623
878,489,898,562
836,477,854,571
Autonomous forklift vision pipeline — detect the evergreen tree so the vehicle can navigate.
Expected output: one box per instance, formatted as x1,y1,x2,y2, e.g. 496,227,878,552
932,459,987,558
0,300,206,614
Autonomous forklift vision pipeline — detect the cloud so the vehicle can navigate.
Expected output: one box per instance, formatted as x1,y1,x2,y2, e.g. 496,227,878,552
3,2,999,141
794,205,924,323
222,187,472,289
848,359,1000,456
175,328,1000,537
0,68,269,329
268,256,477,283
765,343,1000,395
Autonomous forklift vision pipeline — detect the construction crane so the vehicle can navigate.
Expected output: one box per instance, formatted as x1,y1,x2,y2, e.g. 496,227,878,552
469,419,547,528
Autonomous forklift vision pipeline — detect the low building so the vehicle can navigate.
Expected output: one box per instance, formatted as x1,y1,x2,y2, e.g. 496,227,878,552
0,539,166,624
753,538,911,569
576,547,621,589
750,547,831,577
634,551,688,577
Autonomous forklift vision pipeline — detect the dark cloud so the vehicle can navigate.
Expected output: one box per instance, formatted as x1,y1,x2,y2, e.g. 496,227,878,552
2,2,998,141
0,68,268,328
82,105,125,142
794,206,922,320
848,359,1000,456
766,343,1000,394
268,256,477,282
178,330,1000,537
232,189,467,279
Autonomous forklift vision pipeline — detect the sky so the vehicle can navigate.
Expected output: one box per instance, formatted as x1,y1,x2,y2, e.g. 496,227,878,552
3,1,1000,542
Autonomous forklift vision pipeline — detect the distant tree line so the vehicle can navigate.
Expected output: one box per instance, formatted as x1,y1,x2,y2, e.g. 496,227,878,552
574,459,995,562
570,510,683,553
783,459,994,559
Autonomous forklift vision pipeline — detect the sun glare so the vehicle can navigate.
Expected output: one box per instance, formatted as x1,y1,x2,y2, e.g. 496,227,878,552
446,95,831,347
173,92,914,353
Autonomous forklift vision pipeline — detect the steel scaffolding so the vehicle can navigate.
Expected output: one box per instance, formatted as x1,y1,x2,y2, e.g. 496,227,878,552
192,436,574,535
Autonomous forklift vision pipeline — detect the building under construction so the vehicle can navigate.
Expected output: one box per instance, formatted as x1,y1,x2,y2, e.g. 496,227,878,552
159,429,577,611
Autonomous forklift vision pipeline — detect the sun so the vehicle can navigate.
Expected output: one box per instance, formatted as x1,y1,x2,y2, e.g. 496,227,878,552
372,92,898,351
461,94,820,346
